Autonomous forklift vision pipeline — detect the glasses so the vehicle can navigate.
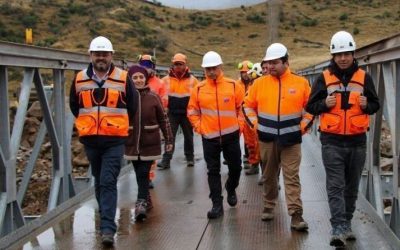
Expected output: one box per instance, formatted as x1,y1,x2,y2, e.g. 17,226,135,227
137,54,156,63
237,61,254,71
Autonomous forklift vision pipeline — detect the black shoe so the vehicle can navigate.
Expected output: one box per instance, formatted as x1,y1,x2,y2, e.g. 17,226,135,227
225,183,237,207
157,160,170,170
207,204,224,219
227,191,237,207
101,233,114,246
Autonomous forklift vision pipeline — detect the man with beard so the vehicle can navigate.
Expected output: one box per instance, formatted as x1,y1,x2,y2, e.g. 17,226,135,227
69,36,138,246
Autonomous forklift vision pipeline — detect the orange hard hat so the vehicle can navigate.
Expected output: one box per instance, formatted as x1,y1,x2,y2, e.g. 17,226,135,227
172,53,187,64
237,60,253,72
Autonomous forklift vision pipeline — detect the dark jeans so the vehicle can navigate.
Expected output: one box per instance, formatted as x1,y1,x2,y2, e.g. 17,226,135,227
321,143,366,227
202,132,242,204
84,144,124,234
131,160,152,200
162,113,194,161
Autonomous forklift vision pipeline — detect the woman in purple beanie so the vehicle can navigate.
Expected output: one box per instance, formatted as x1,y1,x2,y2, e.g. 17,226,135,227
124,65,173,221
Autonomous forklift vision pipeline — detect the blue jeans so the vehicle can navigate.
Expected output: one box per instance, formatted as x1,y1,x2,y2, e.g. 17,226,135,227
84,143,124,234
321,143,366,227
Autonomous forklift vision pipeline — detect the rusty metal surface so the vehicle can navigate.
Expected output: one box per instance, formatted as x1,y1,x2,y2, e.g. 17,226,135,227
18,135,398,250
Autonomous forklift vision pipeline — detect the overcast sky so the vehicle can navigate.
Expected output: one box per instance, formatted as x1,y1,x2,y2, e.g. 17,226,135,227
156,0,267,10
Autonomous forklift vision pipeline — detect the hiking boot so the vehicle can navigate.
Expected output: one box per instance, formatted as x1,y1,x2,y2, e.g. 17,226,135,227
261,207,274,221
146,194,153,211
290,211,308,231
157,159,170,170
207,203,224,219
101,233,114,246
342,221,356,241
330,225,346,247
245,164,259,175
148,180,154,189
134,199,147,221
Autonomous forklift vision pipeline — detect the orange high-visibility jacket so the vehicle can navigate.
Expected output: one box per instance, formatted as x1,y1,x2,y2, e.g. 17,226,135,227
148,75,168,108
162,72,199,115
319,69,369,135
243,68,313,146
187,73,245,139
74,67,129,137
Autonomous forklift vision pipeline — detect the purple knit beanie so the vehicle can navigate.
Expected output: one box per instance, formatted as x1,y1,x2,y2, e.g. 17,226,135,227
128,65,149,82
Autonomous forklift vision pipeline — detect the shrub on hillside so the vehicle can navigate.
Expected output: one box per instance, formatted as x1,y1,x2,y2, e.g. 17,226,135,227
246,14,264,24
301,18,318,27
21,13,39,28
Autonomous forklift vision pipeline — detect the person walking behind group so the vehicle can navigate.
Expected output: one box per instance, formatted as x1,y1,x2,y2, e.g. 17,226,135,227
243,43,313,231
69,36,138,246
306,31,380,247
187,51,244,219
124,65,173,222
138,54,168,108
157,53,199,169
235,60,253,168
242,62,263,176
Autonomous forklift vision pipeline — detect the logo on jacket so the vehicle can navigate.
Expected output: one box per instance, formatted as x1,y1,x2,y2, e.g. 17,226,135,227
288,88,296,94
224,97,230,103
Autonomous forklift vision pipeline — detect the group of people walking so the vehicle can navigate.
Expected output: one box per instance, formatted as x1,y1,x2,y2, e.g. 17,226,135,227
69,30,379,248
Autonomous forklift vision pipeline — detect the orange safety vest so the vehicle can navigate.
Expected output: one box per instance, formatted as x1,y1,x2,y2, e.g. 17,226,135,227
74,67,129,137
319,69,369,135
243,68,312,145
163,74,198,114
187,74,244,139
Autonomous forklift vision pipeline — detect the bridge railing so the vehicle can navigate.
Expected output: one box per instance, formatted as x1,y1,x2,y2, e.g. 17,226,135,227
0,40,203,243
298,33,400,239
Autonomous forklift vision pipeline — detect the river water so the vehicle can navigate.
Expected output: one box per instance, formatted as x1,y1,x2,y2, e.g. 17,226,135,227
155,0,267,10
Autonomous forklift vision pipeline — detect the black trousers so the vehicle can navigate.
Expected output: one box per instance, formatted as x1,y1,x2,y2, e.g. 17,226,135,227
202,131,242,204
162,113,194,161
131,160,153,200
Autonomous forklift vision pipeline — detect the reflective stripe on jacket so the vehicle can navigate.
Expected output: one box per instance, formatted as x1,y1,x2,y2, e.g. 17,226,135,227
187,73,244,139
74,67,129,137
163,72,198,115
319,69,369,135
243,68,312,145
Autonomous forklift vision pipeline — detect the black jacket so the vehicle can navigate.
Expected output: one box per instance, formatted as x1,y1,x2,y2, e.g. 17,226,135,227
305,59,380,146
69,63,139,148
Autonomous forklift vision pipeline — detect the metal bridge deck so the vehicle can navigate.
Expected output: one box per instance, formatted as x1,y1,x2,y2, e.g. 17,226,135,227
19,135,397,250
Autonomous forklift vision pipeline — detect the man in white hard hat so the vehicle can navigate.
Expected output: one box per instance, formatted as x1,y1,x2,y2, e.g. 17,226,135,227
306,31,380,247
243,43,314,231
69,36,138,246
187,51,244,219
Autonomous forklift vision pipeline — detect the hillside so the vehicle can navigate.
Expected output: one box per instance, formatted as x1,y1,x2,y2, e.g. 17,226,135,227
0,0,399,77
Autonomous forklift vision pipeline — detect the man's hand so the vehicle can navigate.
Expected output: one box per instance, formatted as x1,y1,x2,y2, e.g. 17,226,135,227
325,95,337,108
359,95,367,109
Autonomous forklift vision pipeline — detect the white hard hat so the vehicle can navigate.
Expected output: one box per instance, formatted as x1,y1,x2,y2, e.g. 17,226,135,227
88,36,114,53
330,31,356,54
263,43,288,61
201,51,223,68
247,62,262,78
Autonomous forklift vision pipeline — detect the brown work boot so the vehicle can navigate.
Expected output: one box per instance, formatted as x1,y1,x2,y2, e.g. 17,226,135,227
261,207,274,221
290,211,308,231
